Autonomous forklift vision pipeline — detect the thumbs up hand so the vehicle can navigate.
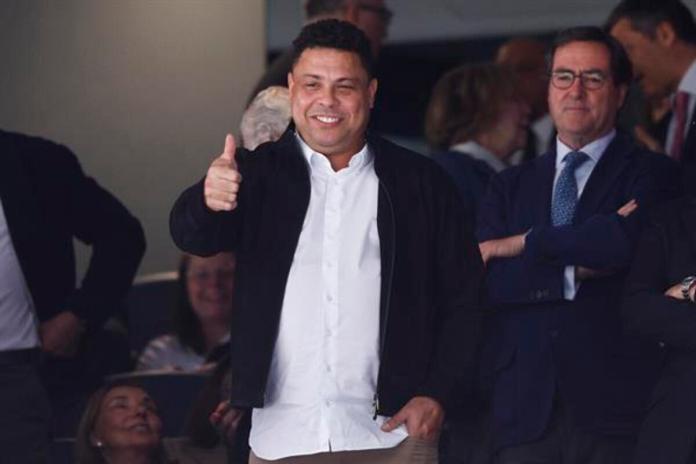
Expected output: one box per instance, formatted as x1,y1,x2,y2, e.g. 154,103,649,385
204,134,242,211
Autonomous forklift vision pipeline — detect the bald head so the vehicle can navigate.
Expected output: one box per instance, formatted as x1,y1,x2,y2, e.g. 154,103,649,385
496,37,548,119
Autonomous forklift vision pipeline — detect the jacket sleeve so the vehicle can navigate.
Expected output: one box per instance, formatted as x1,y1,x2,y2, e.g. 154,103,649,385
419,167,484,411
623,220,696,352
169,149,249,256
60,146,146,328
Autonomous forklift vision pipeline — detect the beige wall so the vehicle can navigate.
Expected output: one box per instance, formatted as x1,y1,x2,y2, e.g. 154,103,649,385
0,0,264,275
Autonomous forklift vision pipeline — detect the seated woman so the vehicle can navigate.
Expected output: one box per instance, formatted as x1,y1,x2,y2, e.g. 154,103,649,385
424,63,529,220
75,382,168,464
137,252,235,372
624,195,696,464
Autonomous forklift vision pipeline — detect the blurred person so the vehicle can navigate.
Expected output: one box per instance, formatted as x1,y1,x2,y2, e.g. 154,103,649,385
425,63,530,220
75,382,169,464
607,0,696,194
249,0,392,102
172,19,483,463
240,86,292,150
496,37,554,163
623,193,696,464
137,252,235,372
0,129,145,460
477,26,680,464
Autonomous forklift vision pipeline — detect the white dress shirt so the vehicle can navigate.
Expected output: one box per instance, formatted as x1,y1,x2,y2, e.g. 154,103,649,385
666,59,696,154
554,130,615,300
0,198,40,350
249,135,408,460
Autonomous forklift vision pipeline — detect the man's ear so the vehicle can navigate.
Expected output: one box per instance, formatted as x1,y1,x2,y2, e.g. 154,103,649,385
617,84,628,109
287,72,295,95
343,1,360,23
655,20,677,47
368,78,378,109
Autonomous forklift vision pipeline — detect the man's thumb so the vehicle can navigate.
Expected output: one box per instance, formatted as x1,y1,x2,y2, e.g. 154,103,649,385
221,134,236,162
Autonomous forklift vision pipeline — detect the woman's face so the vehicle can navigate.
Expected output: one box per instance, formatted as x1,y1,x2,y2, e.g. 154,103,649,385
492,98,530,158
92,386,162,454
186,253,236,324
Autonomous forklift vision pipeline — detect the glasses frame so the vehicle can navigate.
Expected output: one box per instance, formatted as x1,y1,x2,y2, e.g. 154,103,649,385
550,70,609,91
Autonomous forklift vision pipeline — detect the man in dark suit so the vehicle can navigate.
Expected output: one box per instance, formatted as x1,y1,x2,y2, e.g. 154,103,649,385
477,27,680,464
0,129,145,462
607,0,696,195
623,194,696,464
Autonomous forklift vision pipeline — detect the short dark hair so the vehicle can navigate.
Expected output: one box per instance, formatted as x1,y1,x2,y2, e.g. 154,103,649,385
424,63,520,150
547,26,633,87
291,19,375,79
605,0,696,44
304,0,346,18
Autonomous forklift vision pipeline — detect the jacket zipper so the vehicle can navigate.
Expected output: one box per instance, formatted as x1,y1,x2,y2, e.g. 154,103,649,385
374,180,396,419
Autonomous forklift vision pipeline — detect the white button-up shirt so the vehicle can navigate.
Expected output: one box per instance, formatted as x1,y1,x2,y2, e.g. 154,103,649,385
249,135,408,460
0,198,40,351
554,130,614,300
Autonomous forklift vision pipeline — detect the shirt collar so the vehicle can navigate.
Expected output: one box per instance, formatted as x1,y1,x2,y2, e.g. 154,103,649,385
678,59,696,95
555,129,615,170
295,132,371,175
450,140,508,173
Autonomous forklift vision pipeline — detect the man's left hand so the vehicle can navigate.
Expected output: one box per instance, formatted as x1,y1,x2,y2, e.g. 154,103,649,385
39,311,84,358
380,396,444,442
478,233,526,265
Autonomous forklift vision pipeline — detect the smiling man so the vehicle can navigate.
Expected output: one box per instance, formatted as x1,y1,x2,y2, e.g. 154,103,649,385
607,0,696,195
170,19,483,464
477,26,679,464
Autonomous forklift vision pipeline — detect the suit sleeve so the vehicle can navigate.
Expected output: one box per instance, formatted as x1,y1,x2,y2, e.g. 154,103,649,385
60,146,146,328
524,153,678,270
623,220,696,352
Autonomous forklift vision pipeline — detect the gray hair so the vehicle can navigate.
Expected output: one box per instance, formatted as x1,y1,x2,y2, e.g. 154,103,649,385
240,86,291,150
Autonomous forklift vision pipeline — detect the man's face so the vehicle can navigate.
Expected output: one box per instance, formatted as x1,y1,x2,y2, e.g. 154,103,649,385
288,47,377,161
610,18,674,99
348,0,391,57
549,41,626,147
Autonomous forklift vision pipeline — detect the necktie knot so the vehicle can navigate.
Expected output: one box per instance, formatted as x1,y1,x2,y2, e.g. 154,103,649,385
563,150,589,170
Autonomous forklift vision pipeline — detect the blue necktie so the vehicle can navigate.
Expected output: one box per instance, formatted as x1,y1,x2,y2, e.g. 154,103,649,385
551,151,589,226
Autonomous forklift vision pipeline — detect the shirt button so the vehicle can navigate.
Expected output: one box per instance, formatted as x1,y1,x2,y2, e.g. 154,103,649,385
326,294,333,302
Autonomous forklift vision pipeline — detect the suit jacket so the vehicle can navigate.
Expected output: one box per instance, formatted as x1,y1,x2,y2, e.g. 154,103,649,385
624,196,696,464
0,129,145,332
476,131,681,449
657,107,696,196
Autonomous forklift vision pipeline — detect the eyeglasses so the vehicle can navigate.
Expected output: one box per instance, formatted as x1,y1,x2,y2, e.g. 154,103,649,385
358,3,393,24
550,70,608,90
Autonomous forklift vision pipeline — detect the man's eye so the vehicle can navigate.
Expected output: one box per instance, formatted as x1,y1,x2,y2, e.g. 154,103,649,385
555,73,573,82
585,74,604,84
305,82,318,89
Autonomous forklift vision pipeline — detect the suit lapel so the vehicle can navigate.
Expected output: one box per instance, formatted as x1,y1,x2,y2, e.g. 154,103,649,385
574,133,632,222
681,113,696,163
535,148,557,227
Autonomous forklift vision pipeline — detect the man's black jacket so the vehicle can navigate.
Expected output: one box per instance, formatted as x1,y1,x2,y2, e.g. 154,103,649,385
170,129,483,416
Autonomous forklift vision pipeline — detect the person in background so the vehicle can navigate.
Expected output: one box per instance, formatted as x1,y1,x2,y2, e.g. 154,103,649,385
495,37,554,164
607,0,696,194
622,192,696,464
137,252,235,372
0,129,145,460
240,86,292,151
248,0,392,103
75,382,170,464
425,63,529,220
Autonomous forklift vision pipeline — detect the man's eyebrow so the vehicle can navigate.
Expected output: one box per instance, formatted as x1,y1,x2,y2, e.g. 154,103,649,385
552,67,606,74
